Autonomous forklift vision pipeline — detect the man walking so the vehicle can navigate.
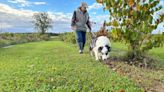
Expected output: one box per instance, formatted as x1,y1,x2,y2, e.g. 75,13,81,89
71,2,91,54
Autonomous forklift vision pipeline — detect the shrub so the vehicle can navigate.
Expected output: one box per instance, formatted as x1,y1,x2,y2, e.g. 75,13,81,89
0,33,50,47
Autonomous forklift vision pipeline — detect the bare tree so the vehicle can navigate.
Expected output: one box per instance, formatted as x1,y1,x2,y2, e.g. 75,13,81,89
33,12,53,34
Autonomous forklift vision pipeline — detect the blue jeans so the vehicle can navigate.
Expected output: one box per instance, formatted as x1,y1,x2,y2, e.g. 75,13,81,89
76,31,86,51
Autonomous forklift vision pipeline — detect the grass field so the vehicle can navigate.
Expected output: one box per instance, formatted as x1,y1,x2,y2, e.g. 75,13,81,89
111,41,164,60
111,41,164,69
0,41,144,92
104,42,164,91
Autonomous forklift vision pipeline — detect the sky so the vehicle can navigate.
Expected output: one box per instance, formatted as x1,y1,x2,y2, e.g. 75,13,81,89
0,0,163,33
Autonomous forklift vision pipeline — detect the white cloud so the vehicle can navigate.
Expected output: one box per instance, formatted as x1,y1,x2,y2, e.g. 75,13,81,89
91,15,109,22
90,15,110,31
0,23,13,30
0,3,72,33
159,0,164,6
0,3,36,31
33,2,46,5
47,11,72,33
91,12,97,15
48,12,71,22
0,3,36,17
8,0,46,7
88,3,103,11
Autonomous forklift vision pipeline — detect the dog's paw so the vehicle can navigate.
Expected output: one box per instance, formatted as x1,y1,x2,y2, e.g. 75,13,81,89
90,52,93,56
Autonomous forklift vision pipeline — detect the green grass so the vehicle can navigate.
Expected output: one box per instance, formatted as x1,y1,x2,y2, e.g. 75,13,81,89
109,42,128,57
105,42,164,91
110,41,164,62
149,47,164,61
0,41,143,92
109,42,164,91
148,47,164,69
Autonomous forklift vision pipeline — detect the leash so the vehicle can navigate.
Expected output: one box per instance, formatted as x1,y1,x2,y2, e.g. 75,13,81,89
89,29,97,50
88,21,97,39
89,29,96,39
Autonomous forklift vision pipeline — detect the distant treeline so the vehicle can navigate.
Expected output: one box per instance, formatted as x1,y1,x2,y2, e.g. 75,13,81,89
58,32,164,44
0,32,59,36
0,32,56,47
1,32,163,48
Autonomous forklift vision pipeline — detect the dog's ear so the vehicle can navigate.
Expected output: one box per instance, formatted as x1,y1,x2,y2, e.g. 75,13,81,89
98,46,103,52
105,45,111,52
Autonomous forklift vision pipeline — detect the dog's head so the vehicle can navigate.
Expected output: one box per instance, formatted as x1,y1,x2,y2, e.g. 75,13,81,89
98,45,111,61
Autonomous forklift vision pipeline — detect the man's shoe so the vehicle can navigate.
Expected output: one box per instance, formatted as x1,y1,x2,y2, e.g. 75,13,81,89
79,50,83,54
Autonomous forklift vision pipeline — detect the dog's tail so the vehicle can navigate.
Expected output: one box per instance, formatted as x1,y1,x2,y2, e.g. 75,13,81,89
103,20,106,28
101,20,106,30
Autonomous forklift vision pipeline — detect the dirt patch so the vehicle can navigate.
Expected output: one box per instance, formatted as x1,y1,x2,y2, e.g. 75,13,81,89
105,58,164,92
147,83,164,92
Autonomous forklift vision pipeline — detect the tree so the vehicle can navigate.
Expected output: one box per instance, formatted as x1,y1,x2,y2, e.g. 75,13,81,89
33,12,53,34
96,0,164,61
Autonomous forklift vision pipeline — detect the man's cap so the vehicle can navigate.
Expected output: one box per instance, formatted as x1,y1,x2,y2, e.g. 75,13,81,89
80,2,88,8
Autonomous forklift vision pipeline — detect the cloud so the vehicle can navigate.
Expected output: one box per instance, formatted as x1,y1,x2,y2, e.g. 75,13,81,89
0,3,72,33
0,3,36,32
48,12,71,22
89,15,110,31
47,11,72,33
33,2,46,5
8,0,46,7
91,12,97,15
159,0,164,6
0,22,13,30
88,3,103,11
0,3,35,17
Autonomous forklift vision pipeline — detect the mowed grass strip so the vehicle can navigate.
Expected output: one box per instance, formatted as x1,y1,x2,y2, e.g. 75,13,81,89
0,41,143,92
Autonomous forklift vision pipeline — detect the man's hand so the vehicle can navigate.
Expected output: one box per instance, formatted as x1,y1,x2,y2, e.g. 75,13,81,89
71,26,77,31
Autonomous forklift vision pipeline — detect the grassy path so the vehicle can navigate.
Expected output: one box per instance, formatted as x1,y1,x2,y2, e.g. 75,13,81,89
0,41,143,92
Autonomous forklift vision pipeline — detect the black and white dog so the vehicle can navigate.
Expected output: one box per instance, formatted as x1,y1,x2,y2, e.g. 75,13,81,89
89,21,111,61
90,35,111,61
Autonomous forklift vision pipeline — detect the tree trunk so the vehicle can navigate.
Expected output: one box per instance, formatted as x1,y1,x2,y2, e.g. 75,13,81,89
128,42,143,61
